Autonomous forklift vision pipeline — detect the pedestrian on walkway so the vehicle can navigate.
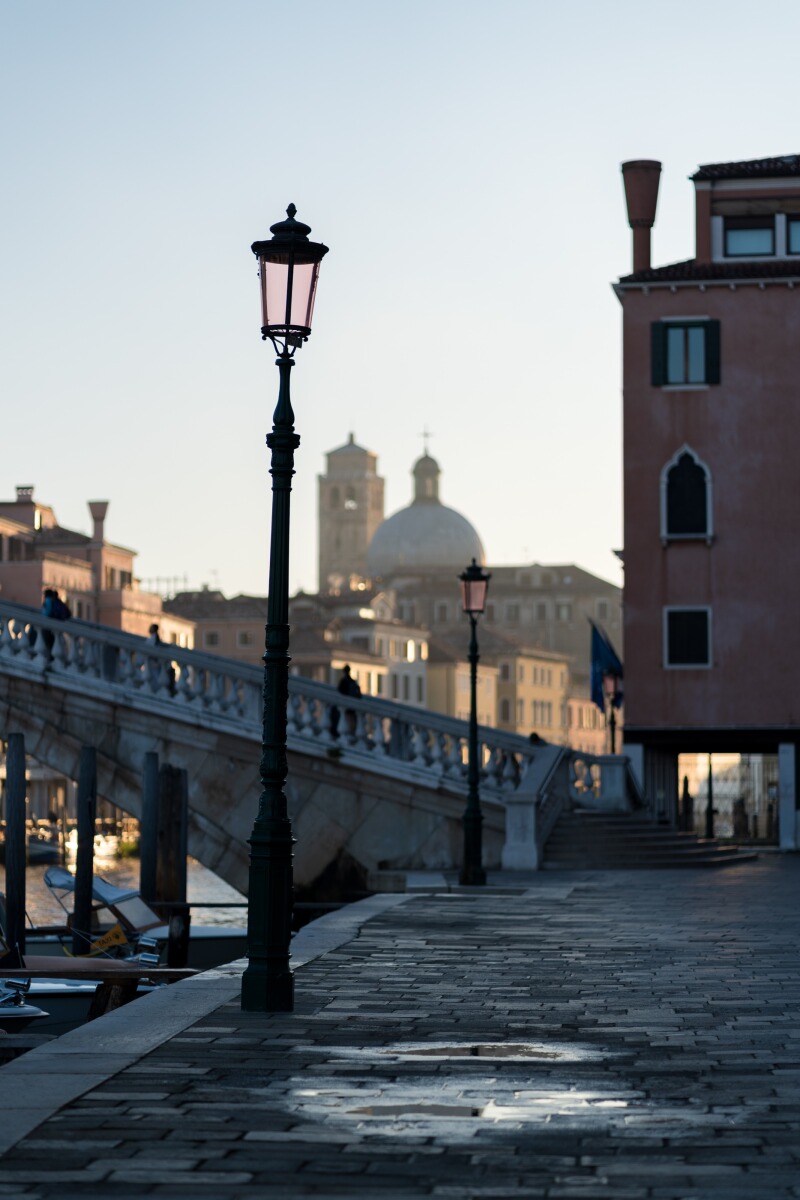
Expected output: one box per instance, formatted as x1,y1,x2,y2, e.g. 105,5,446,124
339,664,362,736
40,587,70,654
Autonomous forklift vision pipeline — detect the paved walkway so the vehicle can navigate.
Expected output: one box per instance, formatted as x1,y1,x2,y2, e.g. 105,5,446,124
2,857,800,1198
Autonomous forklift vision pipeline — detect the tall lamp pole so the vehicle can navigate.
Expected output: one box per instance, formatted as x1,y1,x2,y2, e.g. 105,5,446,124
458,558,491,886
603,672,621,754
705,753,714,840
241,205,328,1013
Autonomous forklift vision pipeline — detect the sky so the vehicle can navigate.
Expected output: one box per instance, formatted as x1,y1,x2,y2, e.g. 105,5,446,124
3,1,799,599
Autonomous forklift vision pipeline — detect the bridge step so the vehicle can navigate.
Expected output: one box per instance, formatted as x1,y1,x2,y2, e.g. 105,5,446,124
543,812,757,869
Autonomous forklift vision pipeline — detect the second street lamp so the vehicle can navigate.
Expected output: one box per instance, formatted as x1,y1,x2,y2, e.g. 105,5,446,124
603,671,622,754
458,558,491,886
241,204,328,1014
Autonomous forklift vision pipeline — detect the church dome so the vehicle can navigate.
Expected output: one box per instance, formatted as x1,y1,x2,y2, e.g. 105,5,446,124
366,453,485,578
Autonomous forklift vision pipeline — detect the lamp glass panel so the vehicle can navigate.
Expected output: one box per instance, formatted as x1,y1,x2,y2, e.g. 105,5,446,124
460,577,488,614
259,256,321,331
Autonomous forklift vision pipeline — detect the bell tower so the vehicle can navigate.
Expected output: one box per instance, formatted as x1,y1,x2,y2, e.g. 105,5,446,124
318,434,384,591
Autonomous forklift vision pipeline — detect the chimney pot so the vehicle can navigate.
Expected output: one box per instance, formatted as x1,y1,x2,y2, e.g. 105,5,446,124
88,500,109,542
621,159,662,272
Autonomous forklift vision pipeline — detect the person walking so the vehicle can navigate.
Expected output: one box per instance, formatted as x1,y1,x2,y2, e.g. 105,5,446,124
338,664,362,736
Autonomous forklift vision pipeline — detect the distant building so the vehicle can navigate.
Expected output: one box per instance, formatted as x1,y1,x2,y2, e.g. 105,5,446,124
617,154,800,831
164,589,266,664
318,434,385,592
0,487,193,644
315,440,622,744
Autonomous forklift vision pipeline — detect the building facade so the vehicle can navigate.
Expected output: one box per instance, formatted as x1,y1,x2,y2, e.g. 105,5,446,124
318,434,385,592
617,154,800,836
0,487,193,644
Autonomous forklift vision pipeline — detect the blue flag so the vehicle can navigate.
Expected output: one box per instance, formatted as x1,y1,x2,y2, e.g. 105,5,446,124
590,621,623,712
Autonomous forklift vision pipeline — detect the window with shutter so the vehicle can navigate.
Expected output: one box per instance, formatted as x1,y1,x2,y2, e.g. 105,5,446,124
651,321,721,386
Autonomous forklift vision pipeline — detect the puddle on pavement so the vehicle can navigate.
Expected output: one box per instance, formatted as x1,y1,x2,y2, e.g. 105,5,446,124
385,1043,563,1060
347,1093,630,1121
351,1103,483,1117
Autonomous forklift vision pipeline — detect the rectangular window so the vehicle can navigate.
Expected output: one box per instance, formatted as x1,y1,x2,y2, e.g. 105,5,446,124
499,662,510,681
391,674,399,699
517,664,524,682
652,320,720,387
516,699,524,723
556,603,572,622
724,217,774,257
664,608,711,667
402,675,410,701
436,603,449,623
789,218,800,255
204,631,219,648
416,677,424,703
535,602,547,621
237,631,254,647
596,600,609,621
505,603,520,623
376,675,384,695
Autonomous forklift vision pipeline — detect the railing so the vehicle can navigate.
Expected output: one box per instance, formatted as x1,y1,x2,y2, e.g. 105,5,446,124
0,600,543,802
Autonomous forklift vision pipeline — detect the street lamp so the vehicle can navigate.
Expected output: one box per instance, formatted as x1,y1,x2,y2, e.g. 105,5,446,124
241,205,328,1013
603,672,622,754
458,558,491,886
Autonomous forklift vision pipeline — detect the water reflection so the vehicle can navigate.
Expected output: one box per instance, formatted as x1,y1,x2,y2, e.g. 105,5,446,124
0,858,245,928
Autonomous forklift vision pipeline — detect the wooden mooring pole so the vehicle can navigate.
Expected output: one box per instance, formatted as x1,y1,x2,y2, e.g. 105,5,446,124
5,733,27,954
72,747,97,956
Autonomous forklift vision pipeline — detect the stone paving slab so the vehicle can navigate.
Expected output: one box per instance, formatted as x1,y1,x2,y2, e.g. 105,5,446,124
2,860,800,1197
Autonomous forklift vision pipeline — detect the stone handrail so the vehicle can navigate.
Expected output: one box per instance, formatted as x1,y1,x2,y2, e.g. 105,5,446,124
0,600,544,802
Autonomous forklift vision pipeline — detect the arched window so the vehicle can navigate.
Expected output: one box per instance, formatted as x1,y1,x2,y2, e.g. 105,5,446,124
660,447,713,543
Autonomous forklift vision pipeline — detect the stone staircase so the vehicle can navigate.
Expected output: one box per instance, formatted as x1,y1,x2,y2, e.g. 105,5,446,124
543,811,758,869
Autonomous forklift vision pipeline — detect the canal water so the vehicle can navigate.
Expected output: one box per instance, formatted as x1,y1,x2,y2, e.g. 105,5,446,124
0,858,246,929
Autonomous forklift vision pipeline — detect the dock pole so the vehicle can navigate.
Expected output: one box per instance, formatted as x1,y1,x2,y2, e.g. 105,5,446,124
5,733,27,955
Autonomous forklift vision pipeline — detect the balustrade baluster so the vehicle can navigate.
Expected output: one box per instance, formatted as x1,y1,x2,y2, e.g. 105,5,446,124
352,708,370,752
287,692,302,735
429,730,446,774
116,646,133,687
32,622,51,670
410,724,429,766
0,618,13,656
500,748,518,789
50,630,68,672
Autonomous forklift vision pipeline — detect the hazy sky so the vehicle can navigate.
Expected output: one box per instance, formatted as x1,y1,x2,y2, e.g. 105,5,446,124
3,1,798,598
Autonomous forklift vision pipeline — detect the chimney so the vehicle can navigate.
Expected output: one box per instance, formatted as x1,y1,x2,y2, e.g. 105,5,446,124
621,160,662,273
88,500,109,543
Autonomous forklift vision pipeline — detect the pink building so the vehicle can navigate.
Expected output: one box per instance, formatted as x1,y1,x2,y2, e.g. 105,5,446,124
616,155,800,844
0,486,193,644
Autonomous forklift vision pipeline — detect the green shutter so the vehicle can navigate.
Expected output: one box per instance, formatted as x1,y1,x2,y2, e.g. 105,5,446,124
705,320,721,385
651,321,665,386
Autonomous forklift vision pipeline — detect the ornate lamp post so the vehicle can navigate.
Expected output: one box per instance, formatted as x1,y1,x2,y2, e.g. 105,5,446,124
603,672,622,754
458,558,491,886
241,205,328,1013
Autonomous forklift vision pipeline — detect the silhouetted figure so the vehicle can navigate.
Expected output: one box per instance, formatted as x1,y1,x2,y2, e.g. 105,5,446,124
331,664,362,737
40,587,70,654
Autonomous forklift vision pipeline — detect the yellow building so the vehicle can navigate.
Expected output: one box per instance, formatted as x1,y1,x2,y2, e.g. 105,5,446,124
429,652,496,724
495,646,570,742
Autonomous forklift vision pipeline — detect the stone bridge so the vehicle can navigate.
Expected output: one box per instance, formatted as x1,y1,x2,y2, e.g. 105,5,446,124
0,601,639,894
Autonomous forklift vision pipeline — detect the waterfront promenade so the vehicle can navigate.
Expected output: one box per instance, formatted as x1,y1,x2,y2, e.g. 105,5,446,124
1,858,799,1198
